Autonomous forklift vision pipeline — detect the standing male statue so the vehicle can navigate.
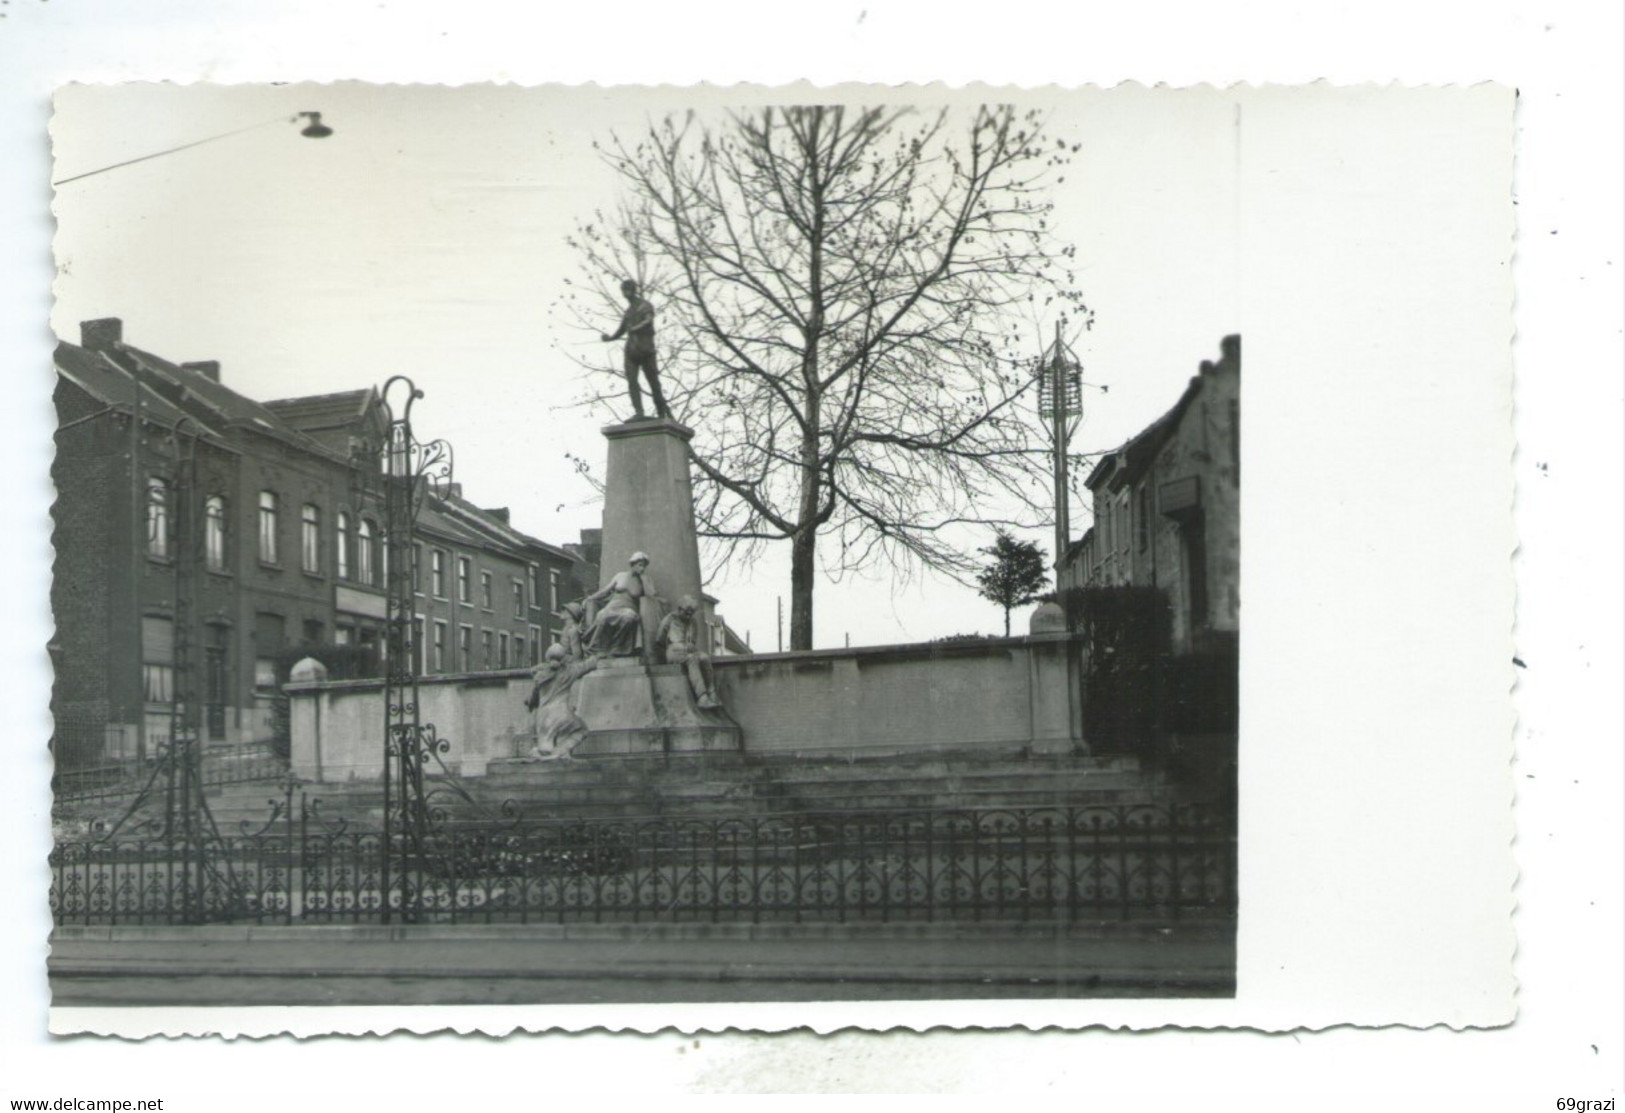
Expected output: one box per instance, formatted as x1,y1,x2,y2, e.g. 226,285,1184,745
601,278,670,420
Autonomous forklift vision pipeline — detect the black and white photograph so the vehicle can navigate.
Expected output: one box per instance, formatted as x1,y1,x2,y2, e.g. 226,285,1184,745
3,0,1619,1103
46,82,1245,1010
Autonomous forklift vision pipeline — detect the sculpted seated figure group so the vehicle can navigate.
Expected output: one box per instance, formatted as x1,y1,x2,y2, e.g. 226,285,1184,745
524,552,720,761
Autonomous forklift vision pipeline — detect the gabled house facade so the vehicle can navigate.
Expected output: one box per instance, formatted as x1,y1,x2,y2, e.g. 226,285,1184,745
1059,334,1239,655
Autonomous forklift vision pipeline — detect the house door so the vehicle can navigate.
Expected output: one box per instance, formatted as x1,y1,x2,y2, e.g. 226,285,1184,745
204,645,227,741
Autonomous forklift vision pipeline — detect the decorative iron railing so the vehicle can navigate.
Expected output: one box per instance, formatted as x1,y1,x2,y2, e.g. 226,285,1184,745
52,747,291,808
50,802,1235,926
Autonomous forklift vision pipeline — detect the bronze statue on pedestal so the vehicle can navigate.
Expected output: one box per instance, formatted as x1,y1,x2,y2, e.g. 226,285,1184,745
601,279,670,420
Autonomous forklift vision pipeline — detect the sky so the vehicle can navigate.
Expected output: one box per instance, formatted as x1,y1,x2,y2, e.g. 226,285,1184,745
50,82,1240,649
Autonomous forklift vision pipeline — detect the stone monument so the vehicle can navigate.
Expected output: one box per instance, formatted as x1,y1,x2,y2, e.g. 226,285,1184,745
563,417,742,756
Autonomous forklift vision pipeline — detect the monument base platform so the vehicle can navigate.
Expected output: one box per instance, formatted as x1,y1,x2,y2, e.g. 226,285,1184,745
573,659,742,757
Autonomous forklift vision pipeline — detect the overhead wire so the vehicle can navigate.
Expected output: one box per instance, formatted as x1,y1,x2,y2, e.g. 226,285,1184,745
53,114,302,187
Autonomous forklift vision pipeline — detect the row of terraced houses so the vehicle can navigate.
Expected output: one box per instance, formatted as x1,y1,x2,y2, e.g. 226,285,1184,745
50,318,589,774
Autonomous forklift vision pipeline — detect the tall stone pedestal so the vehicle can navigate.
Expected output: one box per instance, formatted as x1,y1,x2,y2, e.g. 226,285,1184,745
599,418,707,649
581,417,739,755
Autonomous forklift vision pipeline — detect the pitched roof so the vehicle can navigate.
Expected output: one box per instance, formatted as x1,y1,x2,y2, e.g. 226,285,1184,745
57,330,581,565
54,340,201,434
263,389,379,435
420,489,577,564
1083,335,1240,495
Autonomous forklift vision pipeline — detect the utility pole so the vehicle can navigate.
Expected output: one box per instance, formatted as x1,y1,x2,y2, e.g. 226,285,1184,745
128,363,147,764
1050,320,1070,568
1038,320,1084,570
101,416,240,922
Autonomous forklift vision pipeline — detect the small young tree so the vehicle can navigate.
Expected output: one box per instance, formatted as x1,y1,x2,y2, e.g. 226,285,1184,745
975,530,1049,636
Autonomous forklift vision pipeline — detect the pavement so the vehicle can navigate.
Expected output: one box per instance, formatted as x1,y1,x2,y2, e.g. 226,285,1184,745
48,920,1235,1005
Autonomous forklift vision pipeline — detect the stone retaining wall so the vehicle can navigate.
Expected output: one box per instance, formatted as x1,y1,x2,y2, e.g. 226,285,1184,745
286,633,1084,782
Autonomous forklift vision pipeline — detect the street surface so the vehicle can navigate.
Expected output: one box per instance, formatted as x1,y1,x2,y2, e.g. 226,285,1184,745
50,920,1234,1005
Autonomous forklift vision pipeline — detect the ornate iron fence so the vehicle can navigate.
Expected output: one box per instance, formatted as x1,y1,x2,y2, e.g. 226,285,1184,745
52,746,291,809
50,802,1235,926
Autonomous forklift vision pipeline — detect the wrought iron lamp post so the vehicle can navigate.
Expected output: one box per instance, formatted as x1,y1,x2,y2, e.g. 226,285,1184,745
370,376,454,923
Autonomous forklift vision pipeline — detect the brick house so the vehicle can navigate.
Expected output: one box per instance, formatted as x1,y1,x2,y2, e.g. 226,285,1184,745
407,486,580,677
51,319,583,773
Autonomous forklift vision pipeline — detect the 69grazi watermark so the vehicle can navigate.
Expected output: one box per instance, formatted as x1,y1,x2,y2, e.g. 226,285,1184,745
1555,1099,1616,1112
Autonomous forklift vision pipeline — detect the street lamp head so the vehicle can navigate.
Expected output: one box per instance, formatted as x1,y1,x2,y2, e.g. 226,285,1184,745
298,111,333,139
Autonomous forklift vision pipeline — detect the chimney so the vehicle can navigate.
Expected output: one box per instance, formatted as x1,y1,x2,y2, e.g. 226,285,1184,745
1221,334,1240,367
578,528,603,567
447,482,463,500
80,318,123,352
181,360,221,383
488,507,510,523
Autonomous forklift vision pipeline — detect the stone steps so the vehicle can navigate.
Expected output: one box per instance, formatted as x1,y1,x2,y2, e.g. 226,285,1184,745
199,750,1172,829
482,751,1129,781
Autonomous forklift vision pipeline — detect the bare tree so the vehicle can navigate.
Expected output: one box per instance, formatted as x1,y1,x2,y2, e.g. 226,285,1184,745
556,104,1088,650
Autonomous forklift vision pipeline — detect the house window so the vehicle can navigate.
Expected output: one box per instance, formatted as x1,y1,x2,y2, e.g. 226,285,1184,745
528,565,540,612
431,550,447,598
457,556,471,603
336,511,351,580
528,625,542,665
358,518,376,586
480,571,493,610
499,631,510,668
512,579,524,619
549,568,561,614
145,477,169,559
253,657,278,694
302,619,324,645
432,621,448,673
204,496,227,571
358,626,380,669
1229,399,1240,480
258,491,279,564
458,625,472,672
141,616,174,705
413,617,425,676
1184,525,1209,632
480,629,493,669
514,635,525,667
1112,491,1131,581
301,504,321,574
